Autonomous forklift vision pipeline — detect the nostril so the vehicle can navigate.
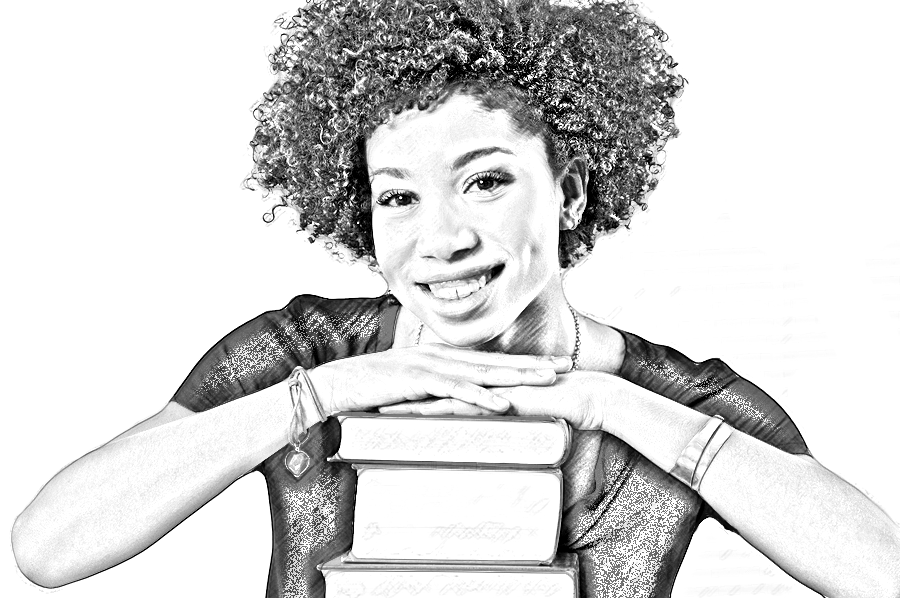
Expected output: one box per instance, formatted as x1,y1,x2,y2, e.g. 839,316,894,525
416,229,480,261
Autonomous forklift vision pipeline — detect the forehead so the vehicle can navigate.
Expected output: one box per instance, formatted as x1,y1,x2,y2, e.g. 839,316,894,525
366,94,544,168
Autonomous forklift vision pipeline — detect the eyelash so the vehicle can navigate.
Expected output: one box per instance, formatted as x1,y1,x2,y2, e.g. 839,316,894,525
374,189,418,207
463,170,512,194
373,170,513,207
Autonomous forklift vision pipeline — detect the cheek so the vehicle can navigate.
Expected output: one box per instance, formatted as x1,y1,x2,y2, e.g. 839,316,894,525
372,216,416,275
515,194,560,261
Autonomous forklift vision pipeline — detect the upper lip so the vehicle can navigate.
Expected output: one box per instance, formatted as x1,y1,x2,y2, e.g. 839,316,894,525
416,263,503,285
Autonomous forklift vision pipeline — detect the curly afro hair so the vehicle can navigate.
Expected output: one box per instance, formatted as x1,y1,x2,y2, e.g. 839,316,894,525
249,0,683,268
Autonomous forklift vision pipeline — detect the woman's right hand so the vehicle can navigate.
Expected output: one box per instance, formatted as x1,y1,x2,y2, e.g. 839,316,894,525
309,344,573,416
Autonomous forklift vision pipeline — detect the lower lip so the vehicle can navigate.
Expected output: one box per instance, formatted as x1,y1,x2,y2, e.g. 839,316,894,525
417,267,503,319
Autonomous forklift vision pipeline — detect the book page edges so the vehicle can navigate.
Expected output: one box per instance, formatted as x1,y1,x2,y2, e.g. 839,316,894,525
320,551,578,573
331,414,571,467
348,467,563,564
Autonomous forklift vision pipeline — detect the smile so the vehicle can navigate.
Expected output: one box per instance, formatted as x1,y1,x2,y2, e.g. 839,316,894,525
417,265,504,301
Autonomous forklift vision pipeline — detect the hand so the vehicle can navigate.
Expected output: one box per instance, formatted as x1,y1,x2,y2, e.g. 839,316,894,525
309,344,573,416
494,371,610,430
380,370,616,431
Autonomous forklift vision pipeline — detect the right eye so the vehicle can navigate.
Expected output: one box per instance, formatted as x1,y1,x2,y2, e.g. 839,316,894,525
375,190,418,208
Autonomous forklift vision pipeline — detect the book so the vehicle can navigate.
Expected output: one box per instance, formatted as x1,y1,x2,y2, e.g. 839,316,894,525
349,465,563,563
333,412,571,467
319,551,579,598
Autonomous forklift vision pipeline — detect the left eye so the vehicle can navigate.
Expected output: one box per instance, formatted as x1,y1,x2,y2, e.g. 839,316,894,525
463,171,512,194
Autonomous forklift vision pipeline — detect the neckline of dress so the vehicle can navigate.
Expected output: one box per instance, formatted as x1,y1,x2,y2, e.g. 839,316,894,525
377,293,634,377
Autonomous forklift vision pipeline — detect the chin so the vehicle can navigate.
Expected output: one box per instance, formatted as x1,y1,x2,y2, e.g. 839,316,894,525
424,313,511,349
432,329,492,349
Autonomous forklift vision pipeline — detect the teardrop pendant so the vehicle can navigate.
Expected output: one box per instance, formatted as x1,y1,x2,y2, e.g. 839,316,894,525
284,449,311,479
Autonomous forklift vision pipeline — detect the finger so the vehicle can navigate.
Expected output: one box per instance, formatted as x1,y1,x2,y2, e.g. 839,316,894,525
490,386,567,419
418,344,573,373
452,363,560,388
417,376,510,412
379,398,497,416
378,399,439,415
421,358,565,388
493,379,602,430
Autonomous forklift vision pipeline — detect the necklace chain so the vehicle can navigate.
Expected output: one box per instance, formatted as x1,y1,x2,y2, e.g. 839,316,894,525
414,305,581,371
414,318,424,346
568,303,581,371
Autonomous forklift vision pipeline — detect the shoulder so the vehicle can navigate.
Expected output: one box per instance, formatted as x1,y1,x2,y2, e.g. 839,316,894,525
609,326,810,456
578,316,626,374
611,326,738,397
280,293,397,321
579,316,734,388
245,293,401,362
170,293,399,412
279,293,399,338
203,293,397,359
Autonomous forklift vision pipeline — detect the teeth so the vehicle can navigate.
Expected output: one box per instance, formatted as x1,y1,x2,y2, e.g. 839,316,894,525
428,273,489,300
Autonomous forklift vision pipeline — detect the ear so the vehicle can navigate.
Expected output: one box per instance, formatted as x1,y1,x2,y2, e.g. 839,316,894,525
557,157,589,231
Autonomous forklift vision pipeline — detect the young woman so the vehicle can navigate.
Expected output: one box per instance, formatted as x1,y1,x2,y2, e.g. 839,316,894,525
8,1,900,597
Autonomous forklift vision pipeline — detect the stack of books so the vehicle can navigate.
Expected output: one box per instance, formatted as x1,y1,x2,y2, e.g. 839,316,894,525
319,412,580,597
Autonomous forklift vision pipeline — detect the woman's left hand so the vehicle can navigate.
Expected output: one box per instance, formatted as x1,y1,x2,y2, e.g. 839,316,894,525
378,370,612,431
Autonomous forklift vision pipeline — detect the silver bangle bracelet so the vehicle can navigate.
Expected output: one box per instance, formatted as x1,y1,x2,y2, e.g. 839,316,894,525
669,415,725,488
692,422,734,493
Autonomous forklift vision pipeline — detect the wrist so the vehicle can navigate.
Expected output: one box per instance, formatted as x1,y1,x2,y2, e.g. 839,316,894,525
575,371,610,431
598,377,714,472
596,373,627,436
307,366,337,417
283,365,326,480
297,380,325,426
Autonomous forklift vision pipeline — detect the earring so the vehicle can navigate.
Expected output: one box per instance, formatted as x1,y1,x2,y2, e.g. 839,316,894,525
561,216,578,230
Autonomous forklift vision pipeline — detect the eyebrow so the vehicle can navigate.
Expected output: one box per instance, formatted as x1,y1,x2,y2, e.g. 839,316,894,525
368,166,411,183
368,146,516,183
451,146,515,171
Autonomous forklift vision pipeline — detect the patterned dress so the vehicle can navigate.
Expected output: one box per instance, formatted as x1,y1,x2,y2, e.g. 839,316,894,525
170,294,809,598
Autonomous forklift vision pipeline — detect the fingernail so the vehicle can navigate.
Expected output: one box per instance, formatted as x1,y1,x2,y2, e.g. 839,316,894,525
492,396,510,410
552,356,573,367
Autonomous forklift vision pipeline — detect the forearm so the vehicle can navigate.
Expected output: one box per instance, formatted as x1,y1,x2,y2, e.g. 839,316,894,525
605,381,900,598
12,379,301,588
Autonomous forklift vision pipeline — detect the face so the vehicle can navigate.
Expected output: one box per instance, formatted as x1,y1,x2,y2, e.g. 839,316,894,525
367,93,570,347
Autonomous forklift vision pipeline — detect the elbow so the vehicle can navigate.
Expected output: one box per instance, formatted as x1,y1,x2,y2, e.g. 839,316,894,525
830,570,900,598
879,529,900,598
12,508,77,588
865,573,900,598
879,559,900,598
859,532,900,598
854,558,900,598
819,524,900,598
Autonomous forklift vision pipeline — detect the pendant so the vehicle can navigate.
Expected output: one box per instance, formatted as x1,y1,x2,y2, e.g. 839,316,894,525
284,449,311,479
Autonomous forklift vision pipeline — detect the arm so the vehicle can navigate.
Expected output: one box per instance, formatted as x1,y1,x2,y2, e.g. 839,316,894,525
12,344,568,589
602,377,900,598
11,378,298,588
485,372,900,598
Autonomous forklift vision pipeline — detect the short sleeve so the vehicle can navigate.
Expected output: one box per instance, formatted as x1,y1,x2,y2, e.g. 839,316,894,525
613,328,811,531
615,329,810,456
170,294,397,413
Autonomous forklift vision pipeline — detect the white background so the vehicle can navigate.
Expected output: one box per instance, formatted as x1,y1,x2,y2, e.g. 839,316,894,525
2,1,898,596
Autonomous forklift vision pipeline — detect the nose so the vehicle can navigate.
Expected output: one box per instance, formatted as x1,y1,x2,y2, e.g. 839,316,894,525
416,196,480,262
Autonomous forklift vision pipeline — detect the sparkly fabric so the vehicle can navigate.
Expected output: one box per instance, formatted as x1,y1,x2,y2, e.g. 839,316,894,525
170,295,809,598
171,295,397,598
